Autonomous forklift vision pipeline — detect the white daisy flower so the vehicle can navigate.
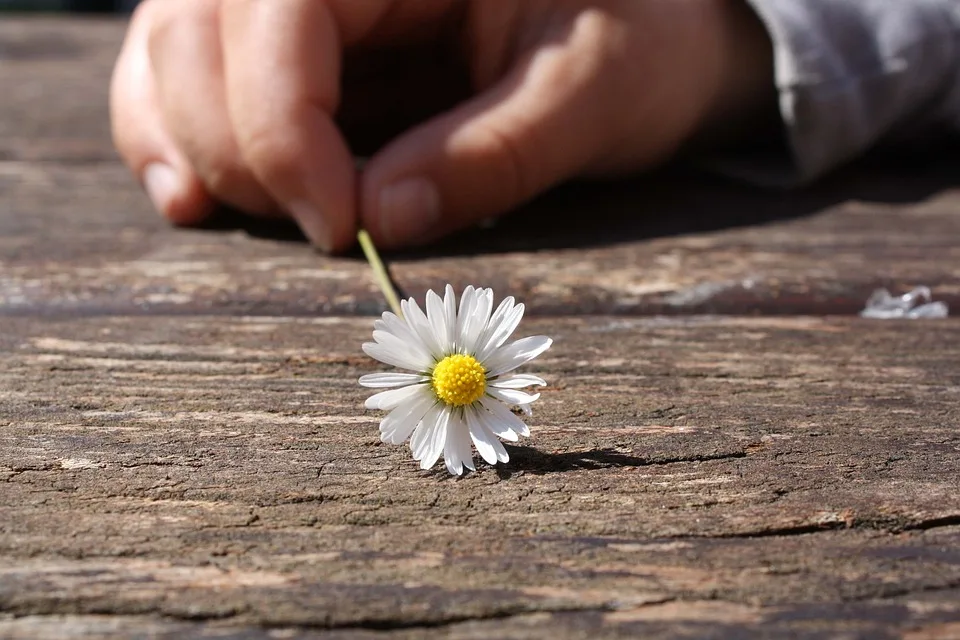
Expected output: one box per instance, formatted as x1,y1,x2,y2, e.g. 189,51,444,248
359,285,552,476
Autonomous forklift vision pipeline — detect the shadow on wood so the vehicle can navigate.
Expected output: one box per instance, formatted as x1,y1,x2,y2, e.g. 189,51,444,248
201,151,960,259
488,444,748,480
493,446,663,479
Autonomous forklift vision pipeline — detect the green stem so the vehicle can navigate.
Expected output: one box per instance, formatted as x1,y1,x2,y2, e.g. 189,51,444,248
357,229,403,317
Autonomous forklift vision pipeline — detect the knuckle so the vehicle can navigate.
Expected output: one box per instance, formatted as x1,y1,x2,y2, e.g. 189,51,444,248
236,126,303,187
107,79,135,162
470,121,540,205
129,0,162,27
178,135,265,209
145,0,217,60
188,144,275,214
195,154,243,199
144,6,179,59
109,119,138,170
203,162,274,214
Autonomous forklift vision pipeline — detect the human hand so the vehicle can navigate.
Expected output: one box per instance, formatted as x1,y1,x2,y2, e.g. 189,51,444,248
110,0,773,253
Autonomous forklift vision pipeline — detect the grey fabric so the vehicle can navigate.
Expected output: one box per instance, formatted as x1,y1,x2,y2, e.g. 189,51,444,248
724,0,960,185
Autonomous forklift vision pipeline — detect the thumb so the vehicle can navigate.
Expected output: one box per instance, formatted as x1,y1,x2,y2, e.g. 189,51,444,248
359,45,614,249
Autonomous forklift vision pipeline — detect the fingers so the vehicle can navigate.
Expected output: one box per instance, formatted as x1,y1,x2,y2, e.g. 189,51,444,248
110,0,214,224
147,0,279,217
219,0,358,252
115,0,633,253
359,23,615,249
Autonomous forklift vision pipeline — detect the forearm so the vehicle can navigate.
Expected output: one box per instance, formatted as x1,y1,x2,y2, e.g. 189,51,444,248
703,0,960,185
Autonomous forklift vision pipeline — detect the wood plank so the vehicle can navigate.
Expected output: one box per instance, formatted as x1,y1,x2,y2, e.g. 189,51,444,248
1,315,959,637
0,17,121,163
3,161,960,317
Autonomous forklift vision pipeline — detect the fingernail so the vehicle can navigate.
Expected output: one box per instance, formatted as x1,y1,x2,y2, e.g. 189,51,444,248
379,178,441,246
286,200,333,253
143,162,179,214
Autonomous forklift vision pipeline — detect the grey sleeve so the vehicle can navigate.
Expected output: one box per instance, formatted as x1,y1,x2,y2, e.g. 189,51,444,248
715,0,960,186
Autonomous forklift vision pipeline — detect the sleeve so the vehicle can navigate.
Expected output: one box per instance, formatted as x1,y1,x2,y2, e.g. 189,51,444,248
712,0,960,186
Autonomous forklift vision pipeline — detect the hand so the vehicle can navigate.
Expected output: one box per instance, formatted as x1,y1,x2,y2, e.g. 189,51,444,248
110,0,773,252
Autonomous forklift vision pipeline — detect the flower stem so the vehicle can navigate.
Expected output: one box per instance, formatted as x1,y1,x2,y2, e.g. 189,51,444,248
357,229,403,317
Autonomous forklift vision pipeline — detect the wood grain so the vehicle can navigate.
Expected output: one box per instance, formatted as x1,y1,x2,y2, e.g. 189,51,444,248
2,16,960,639
2,316,960,638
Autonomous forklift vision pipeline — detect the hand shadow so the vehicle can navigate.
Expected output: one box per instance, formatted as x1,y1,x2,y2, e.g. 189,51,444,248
198,146,959,256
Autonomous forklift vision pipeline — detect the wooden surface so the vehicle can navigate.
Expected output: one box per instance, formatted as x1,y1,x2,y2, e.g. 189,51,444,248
2,17,960,640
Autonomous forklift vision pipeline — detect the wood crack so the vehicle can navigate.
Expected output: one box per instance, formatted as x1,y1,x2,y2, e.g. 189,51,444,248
902,515,960,532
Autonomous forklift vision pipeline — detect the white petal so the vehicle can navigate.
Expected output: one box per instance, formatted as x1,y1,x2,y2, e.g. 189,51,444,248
380,392,435,445
455,286,474,346
480,395,530,438
476,303,525,362
443,284,458,351
443,444,462,476
457,430,476,471
483,297,515,336
488,387,541,406
374,310,404,335
372,316,388,333
472,297,512,362
458,285,476,314
364,384,426,411
475,399,519,442
459,288,494,355
362,338,432,373
378,310,435,360
490,374,547,389
410,423,434,461
484,335,553,377
450,285,473,352
420,408,450,470
466,407,509,465
426,289,454,355
402,298,444,361
359,372,428,389
362,342,417,372
443,414,474,475
410,403,444,461
372,330,433,371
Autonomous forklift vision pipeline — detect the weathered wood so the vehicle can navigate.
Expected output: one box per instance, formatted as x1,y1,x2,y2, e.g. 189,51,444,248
2,16,960,640
4,161,960,318
0,17,121,163
2,316,960,638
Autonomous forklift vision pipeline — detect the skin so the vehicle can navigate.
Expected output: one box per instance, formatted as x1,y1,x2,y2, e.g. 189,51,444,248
110,0,775,253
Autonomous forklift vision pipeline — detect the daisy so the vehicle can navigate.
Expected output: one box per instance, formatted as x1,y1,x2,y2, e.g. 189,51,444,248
359,285,552,475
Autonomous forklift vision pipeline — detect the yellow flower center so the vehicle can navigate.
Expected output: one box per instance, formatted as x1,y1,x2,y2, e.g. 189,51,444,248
431,354,487,407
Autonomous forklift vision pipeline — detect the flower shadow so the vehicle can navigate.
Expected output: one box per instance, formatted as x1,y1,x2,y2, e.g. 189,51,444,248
493,444,653,479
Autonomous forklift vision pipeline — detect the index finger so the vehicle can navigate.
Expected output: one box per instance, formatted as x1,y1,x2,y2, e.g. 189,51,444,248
219,0,357,252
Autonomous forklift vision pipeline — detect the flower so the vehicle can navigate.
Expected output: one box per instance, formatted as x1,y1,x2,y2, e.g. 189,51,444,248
359,285,552,475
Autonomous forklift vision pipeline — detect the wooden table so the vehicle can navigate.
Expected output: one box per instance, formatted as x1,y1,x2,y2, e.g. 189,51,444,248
2,17,960,640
